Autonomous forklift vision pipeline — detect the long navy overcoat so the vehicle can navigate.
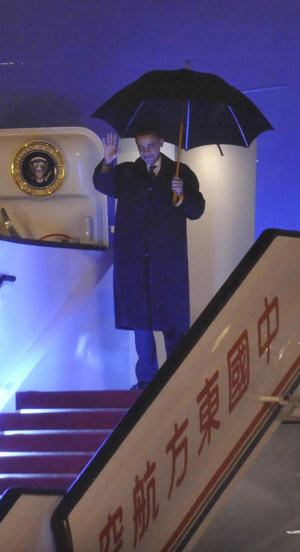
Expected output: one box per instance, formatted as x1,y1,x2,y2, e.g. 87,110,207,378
93,153,205,332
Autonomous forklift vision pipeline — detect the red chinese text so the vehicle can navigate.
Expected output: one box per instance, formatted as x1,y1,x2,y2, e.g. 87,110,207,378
99,506,123,552
197,370,221,456
227,329,250,413
132,460,159,547
165,418,189,499
257,296,279,363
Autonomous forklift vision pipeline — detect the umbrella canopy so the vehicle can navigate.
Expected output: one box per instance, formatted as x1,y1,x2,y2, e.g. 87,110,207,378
91,69,273,150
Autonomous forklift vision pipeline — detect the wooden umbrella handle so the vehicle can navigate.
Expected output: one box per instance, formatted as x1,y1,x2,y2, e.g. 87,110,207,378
172,94,186,207
172,61,190,207
173,118,184,207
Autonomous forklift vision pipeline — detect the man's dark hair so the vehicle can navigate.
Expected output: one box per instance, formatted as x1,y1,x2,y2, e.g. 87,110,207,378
134,124,163,139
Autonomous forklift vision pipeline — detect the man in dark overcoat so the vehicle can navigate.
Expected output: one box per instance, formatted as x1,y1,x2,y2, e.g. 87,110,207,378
93,127,205,389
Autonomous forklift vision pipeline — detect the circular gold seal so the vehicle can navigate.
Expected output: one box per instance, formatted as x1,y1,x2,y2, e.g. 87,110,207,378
11,140,65,196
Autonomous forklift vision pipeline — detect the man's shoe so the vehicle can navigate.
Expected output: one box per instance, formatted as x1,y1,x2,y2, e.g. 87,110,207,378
130,381,148,390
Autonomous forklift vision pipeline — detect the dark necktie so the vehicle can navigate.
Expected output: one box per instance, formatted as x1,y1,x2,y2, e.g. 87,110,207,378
147,165,157,200
149,164,157,177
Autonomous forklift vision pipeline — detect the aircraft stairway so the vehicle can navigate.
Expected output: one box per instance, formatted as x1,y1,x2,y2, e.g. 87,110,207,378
0,229,299,551
0,390,140,495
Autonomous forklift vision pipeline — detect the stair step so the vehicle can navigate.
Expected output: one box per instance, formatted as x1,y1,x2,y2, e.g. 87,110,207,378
16,390,141,410
0,409,127,431
0,389,140,497
0,430,110,452
0,452,93,473
0,474,75,494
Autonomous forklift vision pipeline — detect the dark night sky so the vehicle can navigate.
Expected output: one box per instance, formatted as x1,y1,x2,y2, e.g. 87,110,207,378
1,0,299,235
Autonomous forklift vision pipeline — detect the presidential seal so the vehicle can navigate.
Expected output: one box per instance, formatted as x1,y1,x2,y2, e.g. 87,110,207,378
11,140,65,196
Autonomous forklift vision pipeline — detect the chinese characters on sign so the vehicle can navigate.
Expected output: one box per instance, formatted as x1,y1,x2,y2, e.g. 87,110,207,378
133,460,159,547
228,330,250,413
165,419,189,499
228,296,279,412
99,296,280,551
257,296,279,363
99,507,123,552
197,371,221,456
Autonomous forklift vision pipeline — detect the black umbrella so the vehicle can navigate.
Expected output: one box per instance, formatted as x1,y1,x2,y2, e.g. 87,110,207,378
91,68,273,204
92,68,273,147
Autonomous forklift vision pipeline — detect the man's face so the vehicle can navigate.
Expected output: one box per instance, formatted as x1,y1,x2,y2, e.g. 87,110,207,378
135,134,164,166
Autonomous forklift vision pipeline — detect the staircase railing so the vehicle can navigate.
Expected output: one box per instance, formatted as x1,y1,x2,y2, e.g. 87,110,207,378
50,229,300,552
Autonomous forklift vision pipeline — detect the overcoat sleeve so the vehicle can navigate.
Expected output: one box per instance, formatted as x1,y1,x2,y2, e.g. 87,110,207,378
177,162,205,220
93,160,128,198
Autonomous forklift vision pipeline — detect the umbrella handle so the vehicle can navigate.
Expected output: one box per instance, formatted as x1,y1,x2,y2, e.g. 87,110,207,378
173,61,190,207
173,117,184,207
